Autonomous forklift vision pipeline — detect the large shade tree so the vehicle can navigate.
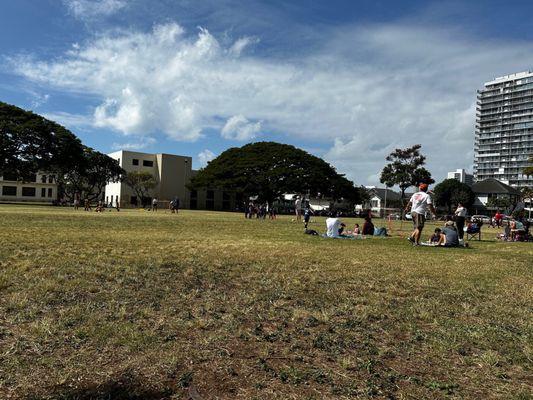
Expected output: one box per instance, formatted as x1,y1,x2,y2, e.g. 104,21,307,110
0,101,84,179
433,178,476,213
124,171,157,207
189,142,365,205
380,144,434,203
0,101,123,200
59,148,124,202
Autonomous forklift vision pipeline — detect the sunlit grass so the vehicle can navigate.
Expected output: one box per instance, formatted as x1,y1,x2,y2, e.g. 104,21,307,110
0,205,531,399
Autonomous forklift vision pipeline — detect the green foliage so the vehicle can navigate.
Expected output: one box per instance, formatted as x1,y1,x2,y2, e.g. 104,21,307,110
523,155,533,177
58,148,124,201
124,171,157,206
486,196,513,210
380,144,434,201
0,101,84,179
189,141,365,204
433,179,475,213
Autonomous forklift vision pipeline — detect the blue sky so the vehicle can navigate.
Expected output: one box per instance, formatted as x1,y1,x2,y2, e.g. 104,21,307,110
1,0,533,184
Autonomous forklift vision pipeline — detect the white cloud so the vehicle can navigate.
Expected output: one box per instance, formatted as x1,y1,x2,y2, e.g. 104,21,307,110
63,0,127,19
111,137,156,151
228,36,259,57
198,149,216,167
221,115,261,141
41,111,93,128
11,22,533,184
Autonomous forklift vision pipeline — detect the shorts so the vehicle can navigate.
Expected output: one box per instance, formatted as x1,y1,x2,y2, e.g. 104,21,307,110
412,212,425,230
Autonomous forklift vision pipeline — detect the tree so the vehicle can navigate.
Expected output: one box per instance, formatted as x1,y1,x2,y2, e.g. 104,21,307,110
524,155,533,177
58,148,124,202
124,171,157,207
433,179,476,213
380,144,434,203
189,142,365,205
0,101,84,179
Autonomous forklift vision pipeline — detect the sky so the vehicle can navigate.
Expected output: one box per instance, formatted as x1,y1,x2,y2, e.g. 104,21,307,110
1,0,533,186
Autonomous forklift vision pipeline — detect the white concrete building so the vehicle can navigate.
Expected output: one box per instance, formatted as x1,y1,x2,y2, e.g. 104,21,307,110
447,169,474,186
474,71,533,188
0,172,58,204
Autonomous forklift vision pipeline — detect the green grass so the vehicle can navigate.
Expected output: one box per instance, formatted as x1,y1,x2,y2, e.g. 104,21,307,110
0,205,531,399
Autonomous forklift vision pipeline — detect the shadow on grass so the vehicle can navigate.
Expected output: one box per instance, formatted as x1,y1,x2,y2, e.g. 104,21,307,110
27,376,177,400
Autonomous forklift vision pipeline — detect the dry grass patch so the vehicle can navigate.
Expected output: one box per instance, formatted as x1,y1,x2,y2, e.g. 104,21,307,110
0,205,531,399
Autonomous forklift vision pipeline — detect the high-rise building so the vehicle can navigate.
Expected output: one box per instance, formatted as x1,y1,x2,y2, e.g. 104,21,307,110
447,169,474,186
474,71,533,188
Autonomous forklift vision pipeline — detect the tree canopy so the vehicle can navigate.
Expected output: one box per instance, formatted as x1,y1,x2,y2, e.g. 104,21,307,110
1,101,123,200
0,101,84,179
189,142,365,204
380,144,434,201
524,155,533,177
59,147,124,201
433,178,476,213
124,171,157,207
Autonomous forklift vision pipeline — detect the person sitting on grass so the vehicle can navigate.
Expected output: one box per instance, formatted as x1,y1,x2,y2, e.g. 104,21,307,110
429,228,442,244
362,216,374,236
436,221,460,247
325,213,347,238
352,223,361,235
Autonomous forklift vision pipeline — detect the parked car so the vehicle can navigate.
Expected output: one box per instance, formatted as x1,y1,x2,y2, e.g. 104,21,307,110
471,215,491,223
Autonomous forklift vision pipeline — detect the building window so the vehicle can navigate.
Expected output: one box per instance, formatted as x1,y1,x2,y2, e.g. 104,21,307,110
48,188,53,198
48,175,55,183
2,186,17,196
143,160,154,167
41,188,46,197
22,187,36,197
132,159,139,166
41,175,47,183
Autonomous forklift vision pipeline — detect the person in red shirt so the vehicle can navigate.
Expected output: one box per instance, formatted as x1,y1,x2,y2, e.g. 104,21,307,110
494,211,503,228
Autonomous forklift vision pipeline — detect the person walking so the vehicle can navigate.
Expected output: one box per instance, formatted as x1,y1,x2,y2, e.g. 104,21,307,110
405,183,437,246
454,202,467,240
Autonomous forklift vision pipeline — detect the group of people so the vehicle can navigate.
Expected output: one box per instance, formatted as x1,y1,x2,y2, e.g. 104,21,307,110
319,212,388,238
245,202,277,219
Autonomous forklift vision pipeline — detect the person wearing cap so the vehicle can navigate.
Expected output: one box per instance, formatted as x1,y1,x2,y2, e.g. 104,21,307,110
437,220,460,247
405,183,437,246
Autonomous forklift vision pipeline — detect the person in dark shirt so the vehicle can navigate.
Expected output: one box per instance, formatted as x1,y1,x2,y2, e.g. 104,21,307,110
437,221,459,247
362,216,375,235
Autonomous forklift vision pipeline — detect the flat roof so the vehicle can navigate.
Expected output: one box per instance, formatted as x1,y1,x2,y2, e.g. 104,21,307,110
485,70,533,86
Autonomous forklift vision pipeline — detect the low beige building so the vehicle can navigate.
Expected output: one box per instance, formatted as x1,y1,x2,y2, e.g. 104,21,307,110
0,172,58,204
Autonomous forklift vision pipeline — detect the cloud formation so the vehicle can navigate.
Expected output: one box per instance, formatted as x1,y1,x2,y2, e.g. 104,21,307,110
197,149,216,167
63,0,127,19
111,137,156,151
11,22,533,184
221,115,261,141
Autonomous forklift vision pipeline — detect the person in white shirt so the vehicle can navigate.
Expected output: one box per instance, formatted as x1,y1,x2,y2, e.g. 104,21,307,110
295,196,302,222
454,202,467,240
325,215,346,238
404,183,436,245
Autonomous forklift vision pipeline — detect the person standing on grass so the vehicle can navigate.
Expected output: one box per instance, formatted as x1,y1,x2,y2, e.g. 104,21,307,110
152,197,158,212
495,211,503,228
303,204,314,229
84,198,91,211
405,183,437,246
295,196,302,222
454,202,467,240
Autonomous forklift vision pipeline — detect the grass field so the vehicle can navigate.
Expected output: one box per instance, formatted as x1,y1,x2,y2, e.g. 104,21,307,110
0,205,531,399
